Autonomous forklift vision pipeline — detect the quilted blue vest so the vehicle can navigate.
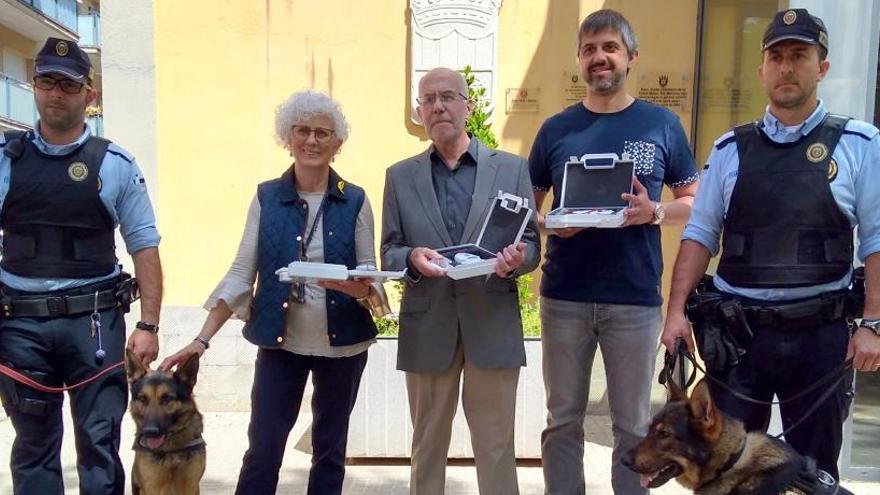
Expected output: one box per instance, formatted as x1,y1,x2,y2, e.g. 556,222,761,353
243,166,377,348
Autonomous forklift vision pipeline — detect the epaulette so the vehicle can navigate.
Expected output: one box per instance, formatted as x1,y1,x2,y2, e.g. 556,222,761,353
713,130,736,151
105,142,134,164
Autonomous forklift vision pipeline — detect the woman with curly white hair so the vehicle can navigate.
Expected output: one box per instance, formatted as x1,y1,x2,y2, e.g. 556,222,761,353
161,90,383,494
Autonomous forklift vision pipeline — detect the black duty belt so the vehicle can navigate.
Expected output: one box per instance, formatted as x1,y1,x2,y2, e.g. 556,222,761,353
1,281,124,319
740,292,848,331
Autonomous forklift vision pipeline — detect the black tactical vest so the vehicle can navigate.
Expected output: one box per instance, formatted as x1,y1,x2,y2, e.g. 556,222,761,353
716,114,852,288
1,131,117,278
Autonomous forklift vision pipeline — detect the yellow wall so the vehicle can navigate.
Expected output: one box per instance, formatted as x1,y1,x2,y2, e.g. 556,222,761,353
153,0,698,307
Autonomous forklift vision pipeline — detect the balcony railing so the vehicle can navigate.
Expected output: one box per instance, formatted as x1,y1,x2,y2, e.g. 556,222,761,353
78,12,101,47
16,0,78,32
87,115,103,137
0,73,36,127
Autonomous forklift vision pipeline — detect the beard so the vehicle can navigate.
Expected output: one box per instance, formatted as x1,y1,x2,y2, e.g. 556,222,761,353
584,64,627,94
770,81,815,109
39,101,86,133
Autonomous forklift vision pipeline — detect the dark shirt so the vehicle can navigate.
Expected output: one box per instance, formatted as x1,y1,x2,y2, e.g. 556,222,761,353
430,138,479,244
529,100,698,306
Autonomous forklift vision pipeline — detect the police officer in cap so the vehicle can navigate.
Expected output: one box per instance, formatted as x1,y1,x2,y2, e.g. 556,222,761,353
0,37,163,493
662,8,880,479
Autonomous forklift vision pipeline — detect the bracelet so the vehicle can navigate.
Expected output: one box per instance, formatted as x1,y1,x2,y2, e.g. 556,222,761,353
356,286,373,303
135,321,159,333
193,336,210,350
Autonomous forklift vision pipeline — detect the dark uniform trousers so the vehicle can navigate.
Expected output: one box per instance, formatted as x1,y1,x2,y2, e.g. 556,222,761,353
0,289,127,495
708,311,851,480
235,347,368,495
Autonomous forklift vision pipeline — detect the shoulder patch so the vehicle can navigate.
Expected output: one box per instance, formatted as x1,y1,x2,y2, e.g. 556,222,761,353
105,143,134,164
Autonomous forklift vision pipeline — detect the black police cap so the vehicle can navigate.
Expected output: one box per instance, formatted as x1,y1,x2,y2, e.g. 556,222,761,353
762,9,828,52
35,37,94,83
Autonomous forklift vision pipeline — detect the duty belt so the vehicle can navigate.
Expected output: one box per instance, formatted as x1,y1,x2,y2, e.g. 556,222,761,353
1,276,138,319
740,292,848,331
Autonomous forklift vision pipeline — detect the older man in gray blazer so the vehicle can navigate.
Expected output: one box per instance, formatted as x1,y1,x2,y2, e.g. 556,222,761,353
381,67,540,495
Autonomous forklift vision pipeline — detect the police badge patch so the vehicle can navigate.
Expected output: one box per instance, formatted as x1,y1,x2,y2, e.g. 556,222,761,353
783,10,797,25
55,40,69,57
806,142,828,163
68,162,89,181
827,158,838,182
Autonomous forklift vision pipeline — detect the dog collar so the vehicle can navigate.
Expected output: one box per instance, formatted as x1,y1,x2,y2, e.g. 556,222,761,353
133,434,206,454
696,437,746,491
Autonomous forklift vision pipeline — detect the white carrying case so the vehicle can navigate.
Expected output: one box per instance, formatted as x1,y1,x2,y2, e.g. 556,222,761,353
434,191,533,280
544,153,634,229
276,262,406,283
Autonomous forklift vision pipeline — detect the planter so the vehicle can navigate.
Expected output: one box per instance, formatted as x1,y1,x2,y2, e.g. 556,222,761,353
346,337,546,458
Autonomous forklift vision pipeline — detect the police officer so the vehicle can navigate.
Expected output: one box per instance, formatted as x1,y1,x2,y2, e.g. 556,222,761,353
662,8,880,480
0,38,162,494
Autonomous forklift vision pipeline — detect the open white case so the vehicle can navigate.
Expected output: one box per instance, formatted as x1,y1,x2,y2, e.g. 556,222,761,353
434,191,533,280
544,153,634,229
276,262,406,283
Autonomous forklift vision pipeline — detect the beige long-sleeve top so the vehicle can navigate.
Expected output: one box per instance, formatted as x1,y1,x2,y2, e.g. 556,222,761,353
205,190,376,357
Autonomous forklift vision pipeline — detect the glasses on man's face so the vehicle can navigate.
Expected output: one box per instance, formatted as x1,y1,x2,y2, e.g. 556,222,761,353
33,75,86,95
291,125,335,143
417,91,468,107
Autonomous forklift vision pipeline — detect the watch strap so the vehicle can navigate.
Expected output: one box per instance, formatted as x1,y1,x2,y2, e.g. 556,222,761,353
135,321,159,333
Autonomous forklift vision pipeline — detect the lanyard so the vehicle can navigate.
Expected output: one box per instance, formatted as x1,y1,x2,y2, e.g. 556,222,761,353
294,194,328,304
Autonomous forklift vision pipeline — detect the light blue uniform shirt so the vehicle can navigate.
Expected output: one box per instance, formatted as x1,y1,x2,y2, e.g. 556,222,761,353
0,124,161,292
683,101,880,301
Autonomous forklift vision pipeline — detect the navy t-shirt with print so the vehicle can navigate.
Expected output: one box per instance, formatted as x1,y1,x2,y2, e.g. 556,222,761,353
529,99,698,306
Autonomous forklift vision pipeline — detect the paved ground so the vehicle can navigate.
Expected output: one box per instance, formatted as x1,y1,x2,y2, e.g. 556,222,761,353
0,409,877,494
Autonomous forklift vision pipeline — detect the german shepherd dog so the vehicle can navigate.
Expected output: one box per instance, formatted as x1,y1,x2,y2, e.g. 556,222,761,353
623,378,852,495
125,349,206,495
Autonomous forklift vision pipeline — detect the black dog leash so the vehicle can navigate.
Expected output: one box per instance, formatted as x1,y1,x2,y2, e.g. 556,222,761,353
662,338,853,439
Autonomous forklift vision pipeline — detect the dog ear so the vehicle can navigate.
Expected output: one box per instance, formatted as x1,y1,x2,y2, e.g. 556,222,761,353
667,372,689,402
125,348,149,383
688,379,717,428
173,352,200,392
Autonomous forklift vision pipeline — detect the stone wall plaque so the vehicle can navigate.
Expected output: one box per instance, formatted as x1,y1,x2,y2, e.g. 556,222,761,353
505,87,539,113
636,72,691,112
563,71,586,105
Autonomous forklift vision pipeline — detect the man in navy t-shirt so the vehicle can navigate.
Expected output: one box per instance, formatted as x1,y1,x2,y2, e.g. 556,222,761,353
528,9,698,495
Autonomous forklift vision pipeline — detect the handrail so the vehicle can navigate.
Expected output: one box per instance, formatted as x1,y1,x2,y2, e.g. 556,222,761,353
78,12,101,47
0,72,37,127
15,0,78,32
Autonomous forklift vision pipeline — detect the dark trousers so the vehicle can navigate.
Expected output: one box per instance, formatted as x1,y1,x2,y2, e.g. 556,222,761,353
235,347,368,495
709,316,851,479
0,307,127,495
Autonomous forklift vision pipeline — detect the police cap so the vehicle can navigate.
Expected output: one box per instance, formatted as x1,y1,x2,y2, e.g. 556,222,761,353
762,9,828,52
35,37,94,83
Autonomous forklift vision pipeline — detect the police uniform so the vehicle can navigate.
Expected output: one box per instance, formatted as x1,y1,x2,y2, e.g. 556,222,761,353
682,10,880,480
0,38,160,494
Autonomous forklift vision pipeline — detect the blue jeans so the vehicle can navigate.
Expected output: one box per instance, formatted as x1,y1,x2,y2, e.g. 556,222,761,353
235,348,368,495
539,298,660,495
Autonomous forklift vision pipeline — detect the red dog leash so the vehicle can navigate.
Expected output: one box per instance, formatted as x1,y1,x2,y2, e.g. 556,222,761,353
0,361,124,394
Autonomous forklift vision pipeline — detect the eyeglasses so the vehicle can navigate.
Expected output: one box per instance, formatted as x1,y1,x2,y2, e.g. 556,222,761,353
417,91,469,107
33,75,86,95
291,125,335,143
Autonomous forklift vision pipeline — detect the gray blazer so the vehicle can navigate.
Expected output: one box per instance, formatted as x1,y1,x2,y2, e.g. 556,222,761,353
381,140,541,373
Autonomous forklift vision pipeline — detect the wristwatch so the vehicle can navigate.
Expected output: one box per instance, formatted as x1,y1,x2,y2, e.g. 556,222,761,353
858,318,880,336
135,321,159,334
651,202,666,225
